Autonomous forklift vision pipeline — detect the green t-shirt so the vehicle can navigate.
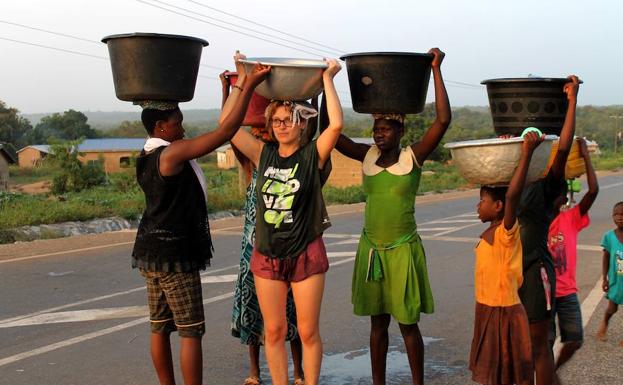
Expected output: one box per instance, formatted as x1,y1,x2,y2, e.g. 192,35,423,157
254,140,331,260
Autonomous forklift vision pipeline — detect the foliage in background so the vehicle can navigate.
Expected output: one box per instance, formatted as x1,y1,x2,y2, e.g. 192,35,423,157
3,150,623,234
0,100,33,150
49,140,107,194
30,110,99,143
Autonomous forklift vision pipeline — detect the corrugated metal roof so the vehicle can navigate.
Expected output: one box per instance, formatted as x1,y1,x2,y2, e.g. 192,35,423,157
78,138,146,152
18,138,147,154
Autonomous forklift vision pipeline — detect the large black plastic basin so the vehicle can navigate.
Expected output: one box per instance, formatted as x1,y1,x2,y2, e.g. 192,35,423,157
340,52,433,114
102,33,209,102
481,77,579,136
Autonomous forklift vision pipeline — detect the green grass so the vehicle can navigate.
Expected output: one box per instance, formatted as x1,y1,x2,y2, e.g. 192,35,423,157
0,188,144,230
592,151,623,171
8,165,56,185
3,151,621,234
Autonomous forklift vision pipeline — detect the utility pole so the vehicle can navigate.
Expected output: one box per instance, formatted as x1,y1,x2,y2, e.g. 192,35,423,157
609,115,623,153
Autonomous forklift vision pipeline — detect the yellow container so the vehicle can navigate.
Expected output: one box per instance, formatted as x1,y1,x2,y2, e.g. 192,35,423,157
543,138,593,179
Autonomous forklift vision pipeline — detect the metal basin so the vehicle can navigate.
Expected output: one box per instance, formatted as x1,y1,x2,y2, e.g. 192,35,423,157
239,58,327,101
444,136,557,185
102,33,208,102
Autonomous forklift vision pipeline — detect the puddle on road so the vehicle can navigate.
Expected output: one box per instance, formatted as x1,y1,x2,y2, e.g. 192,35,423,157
320,337,464,384
261,336,465,385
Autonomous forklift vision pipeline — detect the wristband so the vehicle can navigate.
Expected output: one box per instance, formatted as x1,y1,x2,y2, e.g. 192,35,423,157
233,85,243,91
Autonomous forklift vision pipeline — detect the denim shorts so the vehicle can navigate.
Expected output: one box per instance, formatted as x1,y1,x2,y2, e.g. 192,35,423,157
552,293,583,342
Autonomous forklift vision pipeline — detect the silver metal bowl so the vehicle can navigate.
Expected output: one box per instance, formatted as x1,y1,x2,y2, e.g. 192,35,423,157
444,136,557,185
239,57,327,101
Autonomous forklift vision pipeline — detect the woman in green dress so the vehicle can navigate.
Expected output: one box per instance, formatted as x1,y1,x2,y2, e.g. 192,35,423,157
330,48,450,385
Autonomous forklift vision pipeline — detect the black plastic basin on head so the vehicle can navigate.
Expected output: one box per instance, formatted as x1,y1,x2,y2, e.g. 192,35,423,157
102,33,209,102
481,77,580,136
340,52,433,114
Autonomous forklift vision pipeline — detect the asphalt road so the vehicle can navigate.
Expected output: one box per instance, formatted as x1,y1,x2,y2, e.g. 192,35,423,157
1,173,622,385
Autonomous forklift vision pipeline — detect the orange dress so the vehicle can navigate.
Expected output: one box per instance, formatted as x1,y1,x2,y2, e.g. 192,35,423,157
469,221,533,385
474,222,523,307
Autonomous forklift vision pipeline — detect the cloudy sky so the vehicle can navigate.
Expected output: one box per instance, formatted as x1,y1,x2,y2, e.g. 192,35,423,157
1,0,621,113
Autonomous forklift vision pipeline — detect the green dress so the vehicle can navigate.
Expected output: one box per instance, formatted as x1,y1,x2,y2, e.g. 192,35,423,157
351,146,435,325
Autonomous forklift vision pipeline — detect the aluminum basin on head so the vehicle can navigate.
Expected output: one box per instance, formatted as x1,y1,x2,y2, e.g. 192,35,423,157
444,136,557,186
239,58,327,101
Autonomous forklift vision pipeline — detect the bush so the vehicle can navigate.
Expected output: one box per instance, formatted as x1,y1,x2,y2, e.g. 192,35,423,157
323,185,366,204
108,171,139,193
49,141,107,193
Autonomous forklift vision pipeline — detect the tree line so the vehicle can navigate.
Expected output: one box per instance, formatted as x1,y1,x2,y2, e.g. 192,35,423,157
2,99,622,160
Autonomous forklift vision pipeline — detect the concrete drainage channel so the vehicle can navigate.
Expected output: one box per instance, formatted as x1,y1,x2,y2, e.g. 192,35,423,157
0,210,244,244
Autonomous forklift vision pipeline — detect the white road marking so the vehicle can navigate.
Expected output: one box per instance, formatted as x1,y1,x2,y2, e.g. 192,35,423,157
328,257,355,267
200,274,238,284
327,251,356,258
601,181,623,190
420,235,478,243
0,265,239,325
331,238,360,245
416,227,456,232
428,219,481,224
0,318,148,368
455,213,479,217
0,241,135,265
322,233,358,239
0,257,358,367
0,307,149,328
432,222,481,237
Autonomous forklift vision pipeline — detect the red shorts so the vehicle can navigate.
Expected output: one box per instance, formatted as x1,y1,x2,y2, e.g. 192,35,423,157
251,236,329,282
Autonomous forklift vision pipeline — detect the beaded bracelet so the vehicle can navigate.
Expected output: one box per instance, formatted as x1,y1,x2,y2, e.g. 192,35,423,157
233,85,243,91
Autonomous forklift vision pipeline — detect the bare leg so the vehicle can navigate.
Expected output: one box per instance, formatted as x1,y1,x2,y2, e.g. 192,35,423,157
370,314,391,385
248,344,261,380
180,336,203,385
150,332,176,385
555,341,582,370
399,323,425,385
530,319,555,385
596,301,618,341
291,273,326,385
255,275,290,385
290,337,305,381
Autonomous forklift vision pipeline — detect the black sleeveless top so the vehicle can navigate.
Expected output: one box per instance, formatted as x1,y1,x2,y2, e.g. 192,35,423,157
132,146,212,272
254,141,331,260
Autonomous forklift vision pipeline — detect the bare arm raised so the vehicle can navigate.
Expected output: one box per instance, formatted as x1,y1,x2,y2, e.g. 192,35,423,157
315,58,344,168
159,63,270,176
504,132,544,230
411,48,452,166
550,75,580,181
319,92,369,162
577,138,599,216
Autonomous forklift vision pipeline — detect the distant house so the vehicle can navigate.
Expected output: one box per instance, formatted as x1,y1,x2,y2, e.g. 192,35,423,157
0,144,17,191
216,144,236,169
17,138,146,173
223,137,376,189
17,145,51,168
325,137,375,187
